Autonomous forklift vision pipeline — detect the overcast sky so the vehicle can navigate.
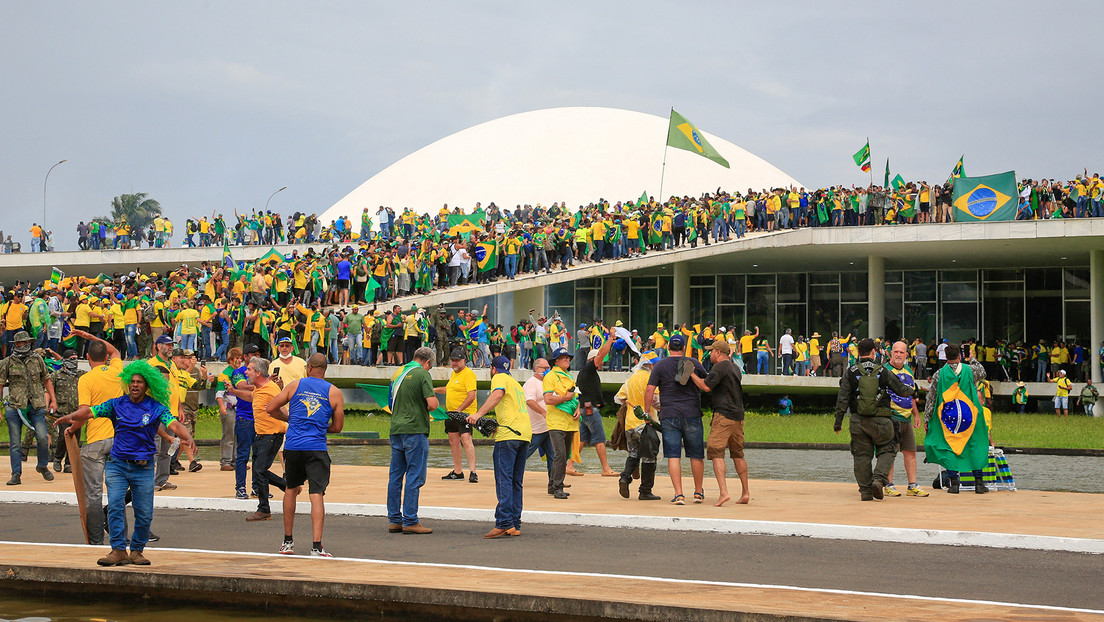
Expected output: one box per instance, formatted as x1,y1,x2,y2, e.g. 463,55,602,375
2,1,1100,250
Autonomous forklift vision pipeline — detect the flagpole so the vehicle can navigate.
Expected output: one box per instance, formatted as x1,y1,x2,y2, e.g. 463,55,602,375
658,107,672,203
867,138,873,187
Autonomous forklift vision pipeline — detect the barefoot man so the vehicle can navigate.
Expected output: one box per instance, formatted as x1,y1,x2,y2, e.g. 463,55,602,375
689,339,749,506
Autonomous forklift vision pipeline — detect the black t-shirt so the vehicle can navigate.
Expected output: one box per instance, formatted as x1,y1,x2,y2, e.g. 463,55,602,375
577,360,604,406
705,358,744,421
647,355,706,419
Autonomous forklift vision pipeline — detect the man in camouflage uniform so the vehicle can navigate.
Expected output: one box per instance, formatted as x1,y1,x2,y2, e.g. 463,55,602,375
433,305,453,368
0,331,58,485
22,348,83,473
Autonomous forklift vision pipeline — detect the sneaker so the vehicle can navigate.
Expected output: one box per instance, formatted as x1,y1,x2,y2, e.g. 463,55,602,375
468,471,478,483
148,532,160,543
883,484,902,497
310,548,333,558
278,541,294,555
36,466,55,482
670,494,685,505
441,471,464,480
157,483,177,491
235,489,249,500
188,461,202,473
63,464,71,473
906,485,930,497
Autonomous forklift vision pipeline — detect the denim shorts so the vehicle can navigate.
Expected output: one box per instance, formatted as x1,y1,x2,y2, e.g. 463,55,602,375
660,416,704,460
578,411,606,444
1054,395,1069,409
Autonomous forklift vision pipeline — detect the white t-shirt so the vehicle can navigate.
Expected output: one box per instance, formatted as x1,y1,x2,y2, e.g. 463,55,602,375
936,343,948,360
779,333,794,355
523,374,548,434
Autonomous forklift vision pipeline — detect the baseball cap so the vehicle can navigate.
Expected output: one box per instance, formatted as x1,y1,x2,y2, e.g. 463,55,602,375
277,337,293,345
705,339,731,355
171,348,186,357
639,350,661,366
491,355,511,374
155,335,173,345
668,334,687,350
243,344,261,354
550,347,572,361
449,348,466,361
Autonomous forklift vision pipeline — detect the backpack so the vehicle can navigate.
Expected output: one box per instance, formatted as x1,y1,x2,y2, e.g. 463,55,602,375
141,301,157,324
854,364,882,417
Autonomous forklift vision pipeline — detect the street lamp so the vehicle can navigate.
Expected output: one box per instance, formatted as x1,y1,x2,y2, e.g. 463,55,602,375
265,186,287,212
43,159,68,237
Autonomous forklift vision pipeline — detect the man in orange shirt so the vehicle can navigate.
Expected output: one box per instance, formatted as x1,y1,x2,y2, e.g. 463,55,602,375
245,357,287,521
29,223,43,252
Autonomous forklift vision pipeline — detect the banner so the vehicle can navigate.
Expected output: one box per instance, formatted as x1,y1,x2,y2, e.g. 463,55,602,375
951,171,1017,222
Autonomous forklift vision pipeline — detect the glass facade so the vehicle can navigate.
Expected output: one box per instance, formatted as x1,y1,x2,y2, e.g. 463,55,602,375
538,267,1092,346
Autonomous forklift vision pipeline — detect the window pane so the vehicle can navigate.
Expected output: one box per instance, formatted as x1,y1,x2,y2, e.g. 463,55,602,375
778,273,805,303
659,276,673,305
746,286,776,345
658,305,673,331
905,271,936,301
631,288,658,335
631,277,657,288
603,277,628,306
547,282,574,308
810,273,839,286
904,302,937,343
885,270,903,284
718,275,746,304
984,269,1024,282
942,282,978,303
717,305,744,333
840,273,868,303
1065,300,1090,342
1025,268,1062,294
691,275,713,287
603,306,630,328
941,302,977,344
690,287,716,328
983,282,1024,343
885,283,903,343
841,303,868,341
1064,268,1091,301
748,274,775,287
940,270,977,283
778,304,807,342
810,285,839,336
577,278,599,289
576,289,597,328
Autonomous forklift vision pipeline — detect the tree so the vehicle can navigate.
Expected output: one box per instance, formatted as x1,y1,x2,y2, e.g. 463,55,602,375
105,193,162,232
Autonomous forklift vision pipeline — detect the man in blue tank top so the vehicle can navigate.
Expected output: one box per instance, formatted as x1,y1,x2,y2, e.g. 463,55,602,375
268,353,344,557
228,344,261,499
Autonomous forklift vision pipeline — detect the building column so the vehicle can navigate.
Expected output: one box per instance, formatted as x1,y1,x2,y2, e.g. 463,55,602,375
1091,250,1103,416
868,256,885,340
673,262,690,327
512,286,546,323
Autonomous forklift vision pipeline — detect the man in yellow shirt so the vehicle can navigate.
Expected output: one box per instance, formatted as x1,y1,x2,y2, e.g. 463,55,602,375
543,347,579,499
739,326,759,372
245,357,288,521
2,295,27,357
65,331,123,545
468,355,531,538
436,348,478,482
176,301,200,354
1050,369,1073,417
808,331,822,377
615,351,661,501
270,337,307,387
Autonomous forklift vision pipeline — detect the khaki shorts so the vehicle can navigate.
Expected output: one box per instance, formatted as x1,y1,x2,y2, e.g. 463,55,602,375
894,418,916,452
810,355,821,368
707,415,744,459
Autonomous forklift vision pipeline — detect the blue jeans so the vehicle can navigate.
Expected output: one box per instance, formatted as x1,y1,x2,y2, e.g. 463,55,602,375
329,336,339,363
492,440,529,530
215,330,230,361
180,333,196,353
309,332,320,356
525,431,555,486
757,351,769,374
105,456,155,552
6,406,48,474
199,326,212,360
387,433,428,526
234,418,256,493
660,416,705,460
1036,360,1047,383
124,324,139,359
505,254,518,277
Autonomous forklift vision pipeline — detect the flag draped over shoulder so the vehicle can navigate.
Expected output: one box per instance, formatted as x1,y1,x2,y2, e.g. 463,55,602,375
951,171,1017,222
475,242,497,272
852,141,871,171
649,215,663,245
666,109,730,168
924,362,989,472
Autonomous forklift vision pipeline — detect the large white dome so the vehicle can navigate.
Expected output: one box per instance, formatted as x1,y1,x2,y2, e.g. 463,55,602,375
322,107,800,220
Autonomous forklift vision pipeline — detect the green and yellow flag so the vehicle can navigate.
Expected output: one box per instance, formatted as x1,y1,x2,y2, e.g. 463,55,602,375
666,109,729,168
891,174,905,191
923,362,989,472
446,214,485,237
949,155,966,181
951,171,1017,222
852,140,871,171
475,242,497,272
257,247,285,268
50,267,63,285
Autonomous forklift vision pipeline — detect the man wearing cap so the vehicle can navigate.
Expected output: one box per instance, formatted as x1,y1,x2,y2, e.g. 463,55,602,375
615,350,662,501
437,348,479,482
577,336,618,477
469,355,531,538
644,333,707,505
0,330,57,485
1049,369,1073,417
271,337,307,387
543,347,579,499
689,339,748,506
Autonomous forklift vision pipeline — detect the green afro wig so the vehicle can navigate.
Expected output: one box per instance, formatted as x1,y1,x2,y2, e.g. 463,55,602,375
118,359,173,407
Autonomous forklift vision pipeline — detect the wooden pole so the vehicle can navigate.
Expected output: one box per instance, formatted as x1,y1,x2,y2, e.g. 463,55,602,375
64,432,89,544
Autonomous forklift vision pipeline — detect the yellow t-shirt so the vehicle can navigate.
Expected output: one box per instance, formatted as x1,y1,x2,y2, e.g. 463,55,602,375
794,341,808,362
616,369,655,429
809,338,821,357
3,301,26,330
148,301,166,328
489,373,531,443
542,368,577,432
74,303,92,328
77,359,124,444
625,220,640,239
446,366,478,414
177,308,200,335
739,334,754,354
270,356,307,386
252,381,288,435
1055,377,1072,397
110,303,125,329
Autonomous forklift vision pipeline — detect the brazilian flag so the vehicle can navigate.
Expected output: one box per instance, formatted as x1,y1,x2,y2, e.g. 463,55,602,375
951,171,1017,222
648,215,663,245
666,109,729,168
257,247,285,268
816,199,829,224
475,242,497,272
446,214,485,237
924,363,989,472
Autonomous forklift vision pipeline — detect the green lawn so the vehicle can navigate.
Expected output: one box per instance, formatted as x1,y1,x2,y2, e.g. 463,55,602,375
7,410,1101,450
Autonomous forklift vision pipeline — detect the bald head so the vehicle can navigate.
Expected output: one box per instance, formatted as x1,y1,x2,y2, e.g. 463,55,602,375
306,353,329,377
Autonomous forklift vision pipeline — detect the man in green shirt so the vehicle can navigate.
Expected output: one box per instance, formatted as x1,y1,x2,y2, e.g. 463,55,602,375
1077,380,1099,417
344,306,364,365
387,346,438,535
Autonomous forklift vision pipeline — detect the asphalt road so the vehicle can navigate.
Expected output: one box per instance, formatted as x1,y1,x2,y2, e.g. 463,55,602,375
3,503,1102,612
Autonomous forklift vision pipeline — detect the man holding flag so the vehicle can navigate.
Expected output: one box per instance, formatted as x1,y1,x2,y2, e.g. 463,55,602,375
923,343,989,495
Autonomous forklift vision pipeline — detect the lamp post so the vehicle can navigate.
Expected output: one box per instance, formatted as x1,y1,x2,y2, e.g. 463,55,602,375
265,186,287,212
43,159,68,239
